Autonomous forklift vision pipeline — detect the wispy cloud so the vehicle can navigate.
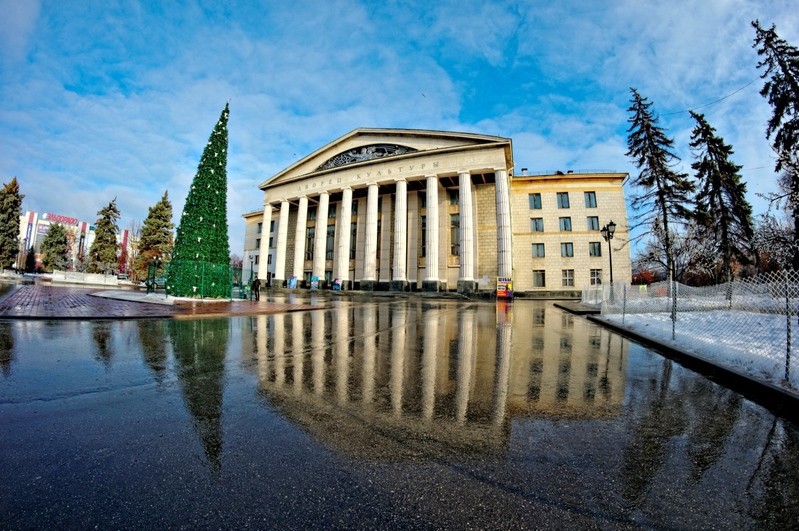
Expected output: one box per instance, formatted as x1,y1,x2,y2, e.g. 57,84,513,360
0,0,797,255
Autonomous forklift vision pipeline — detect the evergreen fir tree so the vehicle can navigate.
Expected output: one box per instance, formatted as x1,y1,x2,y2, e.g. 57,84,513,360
134,191,174,280
753,20,799,268
689,111,754,281
0,177,24,270
40,222,69,272
168,104,231,298
626,88,695,280
87,199,121,273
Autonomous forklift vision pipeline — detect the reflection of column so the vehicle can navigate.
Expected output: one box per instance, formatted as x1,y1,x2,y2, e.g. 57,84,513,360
362,304,377,406
391,305,406,417
313,192,329,282
422,313,438,421
458,171,475,293
363,184,379,288
311,309,325,396
493,305,512,427
257,205,271,282
335,188,353,286
455,309,475,424
423,175,439,291
495,169,512,279
273,313,285,386
335,304,349,404
274,200,290,283
256,316,268,385
391,179,408,291
293,196,308,280
292,312,304,394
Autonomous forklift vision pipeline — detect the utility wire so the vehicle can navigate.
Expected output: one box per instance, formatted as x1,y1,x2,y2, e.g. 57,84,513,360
661,78,759,116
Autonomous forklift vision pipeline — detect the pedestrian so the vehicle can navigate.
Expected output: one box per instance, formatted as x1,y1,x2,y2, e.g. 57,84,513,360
251,277,260,301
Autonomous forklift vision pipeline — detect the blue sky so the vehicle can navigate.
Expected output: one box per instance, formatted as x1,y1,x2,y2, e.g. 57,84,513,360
1,0,797,258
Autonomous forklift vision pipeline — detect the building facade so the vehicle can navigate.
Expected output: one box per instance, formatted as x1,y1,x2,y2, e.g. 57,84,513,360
243,128,630,295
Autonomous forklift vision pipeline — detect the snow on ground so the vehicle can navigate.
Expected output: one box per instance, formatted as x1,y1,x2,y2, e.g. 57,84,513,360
602,310,799,392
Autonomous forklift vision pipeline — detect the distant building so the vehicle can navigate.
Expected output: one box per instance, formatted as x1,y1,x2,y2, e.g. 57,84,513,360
242,128,631,295
18,211,132,272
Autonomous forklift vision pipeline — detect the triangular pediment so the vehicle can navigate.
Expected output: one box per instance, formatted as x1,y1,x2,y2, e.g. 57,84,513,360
261,128,510,189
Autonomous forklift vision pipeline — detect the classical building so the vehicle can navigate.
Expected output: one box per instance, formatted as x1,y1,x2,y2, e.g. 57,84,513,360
243,128,630,295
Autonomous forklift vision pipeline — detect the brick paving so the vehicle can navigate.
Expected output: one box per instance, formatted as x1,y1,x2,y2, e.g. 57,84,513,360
0,284,317,320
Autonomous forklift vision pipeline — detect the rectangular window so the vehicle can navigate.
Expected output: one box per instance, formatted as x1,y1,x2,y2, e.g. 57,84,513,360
307,207,317,221
270,220,275,232
256,238,261,249
257,222,263,234
533,270,546,287
419,193,426,209
349,222,357,260
376,219,381,259
557,192,570,208
449,189,459,206
584,191,597,208
351,200,358,216
590,269,603,286
531,218,544,232
268,236,274,248
562,269,574,287
305,227,315,260
267,254,272,265
559,217,572,231
529,193,542,209
587,216,600,231
532,243,545,258
589,242,602,257
420,216,427,257
328,204,337,219
450,214,460,256
561,242,573,257
255,255,260,265
325,225,335,259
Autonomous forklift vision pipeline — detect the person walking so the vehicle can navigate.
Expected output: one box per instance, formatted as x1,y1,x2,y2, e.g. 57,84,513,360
251,277,260,301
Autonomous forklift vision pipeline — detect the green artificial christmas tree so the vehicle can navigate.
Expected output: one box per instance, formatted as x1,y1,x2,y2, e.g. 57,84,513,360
168,104,231,298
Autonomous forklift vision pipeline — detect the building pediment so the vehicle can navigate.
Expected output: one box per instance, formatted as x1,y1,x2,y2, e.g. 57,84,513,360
260,128,510,190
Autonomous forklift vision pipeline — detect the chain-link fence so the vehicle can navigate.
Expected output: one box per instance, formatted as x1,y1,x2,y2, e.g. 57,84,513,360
583,270,799,392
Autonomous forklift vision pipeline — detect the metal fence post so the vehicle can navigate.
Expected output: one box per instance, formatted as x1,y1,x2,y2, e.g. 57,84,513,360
786,269,792,382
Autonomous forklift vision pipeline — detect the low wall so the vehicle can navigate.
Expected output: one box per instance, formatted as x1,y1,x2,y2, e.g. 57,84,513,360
50,270,119,287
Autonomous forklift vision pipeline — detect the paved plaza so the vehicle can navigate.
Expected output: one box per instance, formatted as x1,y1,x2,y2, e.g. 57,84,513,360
0,283,314,319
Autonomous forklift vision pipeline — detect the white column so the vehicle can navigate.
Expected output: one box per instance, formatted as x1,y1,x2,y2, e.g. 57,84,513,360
274,200,290,283
392,179,408,289
313,192,329,281
458,171,475,286
363,184,379,284
335,187,353,285
293,196,308,280
495,168,513,279
257,205,271,282
424,175,439,289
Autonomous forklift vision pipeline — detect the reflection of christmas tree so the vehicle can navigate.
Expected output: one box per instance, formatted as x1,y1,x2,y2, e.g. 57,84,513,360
170,318,228,473
168,104,231,298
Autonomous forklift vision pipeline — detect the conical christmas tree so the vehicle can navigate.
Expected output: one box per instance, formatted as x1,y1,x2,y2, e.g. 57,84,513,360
168,103,231,298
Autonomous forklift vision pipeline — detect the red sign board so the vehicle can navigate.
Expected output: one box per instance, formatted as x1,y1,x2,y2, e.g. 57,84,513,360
43,213,79,225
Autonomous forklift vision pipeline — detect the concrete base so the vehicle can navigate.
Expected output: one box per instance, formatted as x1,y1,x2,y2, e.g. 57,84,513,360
390,280,409,292
457,280,477,295
422,280,440,292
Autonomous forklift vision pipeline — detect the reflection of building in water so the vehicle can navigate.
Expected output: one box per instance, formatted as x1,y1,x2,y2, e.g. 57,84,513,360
508,304,626,417
241,301,627,458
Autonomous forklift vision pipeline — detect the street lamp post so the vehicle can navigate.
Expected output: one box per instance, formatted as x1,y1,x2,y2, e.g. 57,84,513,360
600,220,616,285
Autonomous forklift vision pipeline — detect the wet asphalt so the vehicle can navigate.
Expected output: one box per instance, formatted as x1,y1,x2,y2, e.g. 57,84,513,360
1,285,798,529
